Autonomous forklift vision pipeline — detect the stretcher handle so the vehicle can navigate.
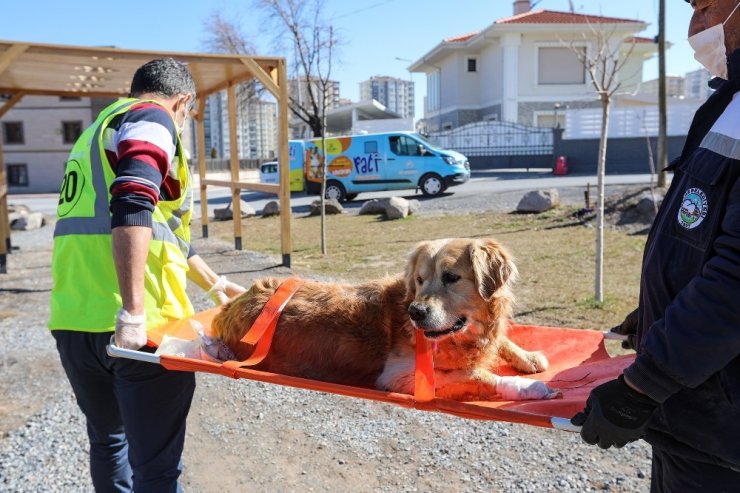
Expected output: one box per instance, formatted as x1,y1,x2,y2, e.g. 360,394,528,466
603,331,629,342
551,417,580,432
106,336,161,365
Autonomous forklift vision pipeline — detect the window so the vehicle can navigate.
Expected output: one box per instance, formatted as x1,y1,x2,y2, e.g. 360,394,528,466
364,141,378,154
62,121,83,144
2,121,24,144
389,135,422,156
427,70,440,111
538,47,586,85
467,58,477,72
7,164,29,186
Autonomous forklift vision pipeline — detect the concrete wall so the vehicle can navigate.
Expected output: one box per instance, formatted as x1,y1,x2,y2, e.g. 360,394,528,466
554,134,687,174
466,128,686,174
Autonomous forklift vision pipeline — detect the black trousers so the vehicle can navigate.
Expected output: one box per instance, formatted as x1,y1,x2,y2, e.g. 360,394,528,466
651,447,740,493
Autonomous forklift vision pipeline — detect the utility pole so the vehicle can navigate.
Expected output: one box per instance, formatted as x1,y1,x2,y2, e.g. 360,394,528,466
657,0,668,187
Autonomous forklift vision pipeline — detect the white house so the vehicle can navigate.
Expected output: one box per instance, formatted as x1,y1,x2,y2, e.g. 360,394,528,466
409,1,658,132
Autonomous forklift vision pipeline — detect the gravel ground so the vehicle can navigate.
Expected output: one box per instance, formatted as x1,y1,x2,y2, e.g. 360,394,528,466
0,185,654,493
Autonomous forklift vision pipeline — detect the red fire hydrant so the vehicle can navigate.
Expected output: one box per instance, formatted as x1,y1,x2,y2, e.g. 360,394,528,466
554,155,568,176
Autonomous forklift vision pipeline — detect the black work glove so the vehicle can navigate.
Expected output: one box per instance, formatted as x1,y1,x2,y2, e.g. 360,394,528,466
571,375,658,449
610,309,638,350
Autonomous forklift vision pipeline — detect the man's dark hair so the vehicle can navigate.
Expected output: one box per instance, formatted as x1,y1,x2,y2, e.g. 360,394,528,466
129,58,196,100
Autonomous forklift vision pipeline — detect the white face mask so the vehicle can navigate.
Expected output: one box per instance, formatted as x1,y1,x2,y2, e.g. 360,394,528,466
688,1,740,80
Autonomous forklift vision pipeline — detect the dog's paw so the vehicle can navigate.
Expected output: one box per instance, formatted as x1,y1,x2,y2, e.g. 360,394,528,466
495,376,560,401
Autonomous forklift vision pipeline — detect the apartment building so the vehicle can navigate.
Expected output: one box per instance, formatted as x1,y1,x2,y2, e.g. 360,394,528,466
359,76,415,119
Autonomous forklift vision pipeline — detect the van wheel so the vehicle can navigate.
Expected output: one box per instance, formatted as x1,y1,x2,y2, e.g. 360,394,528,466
420,173,445,197
325,181,347,202
344,193,358,201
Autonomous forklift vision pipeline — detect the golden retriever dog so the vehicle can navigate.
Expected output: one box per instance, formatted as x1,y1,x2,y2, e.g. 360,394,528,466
212,238,558,401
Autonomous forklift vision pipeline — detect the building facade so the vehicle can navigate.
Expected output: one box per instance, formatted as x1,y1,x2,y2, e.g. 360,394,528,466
202,90,278,161
409,3,657,132
1,95,112,194
288,77,340,139
359,76,415,119
683,68,713,101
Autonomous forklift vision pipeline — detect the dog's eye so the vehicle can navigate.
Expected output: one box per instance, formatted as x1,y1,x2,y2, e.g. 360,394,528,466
442,271,460,284
416,276,423,285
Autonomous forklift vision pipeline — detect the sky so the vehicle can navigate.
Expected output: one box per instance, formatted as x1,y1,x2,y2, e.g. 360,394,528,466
0,0,697,118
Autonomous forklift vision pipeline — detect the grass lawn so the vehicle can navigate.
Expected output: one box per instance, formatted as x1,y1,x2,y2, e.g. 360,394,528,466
199,205,646,337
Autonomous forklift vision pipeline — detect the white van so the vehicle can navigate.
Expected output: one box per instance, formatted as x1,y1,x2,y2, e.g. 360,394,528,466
258,161,279,184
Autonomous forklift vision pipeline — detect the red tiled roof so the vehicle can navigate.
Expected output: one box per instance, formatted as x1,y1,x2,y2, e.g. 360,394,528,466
496,9,644,25
444,31,479,43
441,10,647,47
624,36,656,44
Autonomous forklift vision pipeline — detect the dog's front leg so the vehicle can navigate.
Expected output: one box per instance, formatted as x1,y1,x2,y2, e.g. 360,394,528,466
436,368,559,401
498,337,549,374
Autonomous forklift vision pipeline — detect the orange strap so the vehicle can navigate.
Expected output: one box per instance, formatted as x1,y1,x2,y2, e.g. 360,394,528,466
414,331,436,402
222,278,304,372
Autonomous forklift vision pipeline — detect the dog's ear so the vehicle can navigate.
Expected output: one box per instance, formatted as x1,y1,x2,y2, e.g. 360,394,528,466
470,239,518,300
404,241,427,300
404,240,438,300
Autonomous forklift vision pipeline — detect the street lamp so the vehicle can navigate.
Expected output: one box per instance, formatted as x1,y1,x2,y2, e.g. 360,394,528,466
553,103,561,129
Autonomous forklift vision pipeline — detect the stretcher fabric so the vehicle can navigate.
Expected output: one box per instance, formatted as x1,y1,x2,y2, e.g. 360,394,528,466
145,306,634,429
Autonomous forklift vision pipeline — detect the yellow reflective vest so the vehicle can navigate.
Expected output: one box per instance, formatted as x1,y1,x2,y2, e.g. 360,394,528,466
49,98,194,332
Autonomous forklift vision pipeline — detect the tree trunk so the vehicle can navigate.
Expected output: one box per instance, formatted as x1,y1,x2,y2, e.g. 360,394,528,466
657,0,668,188
320,93,328,255
595,96,610,303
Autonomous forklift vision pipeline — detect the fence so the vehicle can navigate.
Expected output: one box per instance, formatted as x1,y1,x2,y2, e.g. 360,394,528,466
563,103,700,140
428,120,554,157
203,158,263,172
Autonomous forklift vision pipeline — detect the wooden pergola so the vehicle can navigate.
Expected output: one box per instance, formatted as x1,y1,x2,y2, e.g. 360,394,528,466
0,39,292,273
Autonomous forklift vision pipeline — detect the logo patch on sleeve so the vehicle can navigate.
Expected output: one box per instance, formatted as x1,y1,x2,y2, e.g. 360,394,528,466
677,188,708,229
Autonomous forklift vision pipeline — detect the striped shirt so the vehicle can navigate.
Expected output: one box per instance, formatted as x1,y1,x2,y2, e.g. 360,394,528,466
104,102,182,229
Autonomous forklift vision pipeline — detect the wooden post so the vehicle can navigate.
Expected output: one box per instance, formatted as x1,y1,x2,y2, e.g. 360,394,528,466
0,92,24,273
195,97,209,238
0,135,8,274
276,60,291,268
227,83,242,250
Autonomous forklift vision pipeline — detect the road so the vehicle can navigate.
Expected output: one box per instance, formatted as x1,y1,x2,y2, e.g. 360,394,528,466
8,168,665,218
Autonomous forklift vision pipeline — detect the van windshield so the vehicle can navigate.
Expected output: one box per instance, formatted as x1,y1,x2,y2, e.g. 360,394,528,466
414,133,442,150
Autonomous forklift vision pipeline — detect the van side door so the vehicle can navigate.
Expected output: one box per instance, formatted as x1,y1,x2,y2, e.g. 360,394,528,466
349,138,385,191
387,134,427,190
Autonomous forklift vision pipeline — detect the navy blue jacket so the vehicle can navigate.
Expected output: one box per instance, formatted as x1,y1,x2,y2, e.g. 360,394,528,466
623,49,740,470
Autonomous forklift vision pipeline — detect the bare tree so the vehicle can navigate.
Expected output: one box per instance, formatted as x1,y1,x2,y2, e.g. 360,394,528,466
569,25,637,303
202,13,262,147
318,25,335,254
254,0,339,138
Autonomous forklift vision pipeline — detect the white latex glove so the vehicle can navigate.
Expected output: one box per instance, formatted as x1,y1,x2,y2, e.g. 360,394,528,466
115,308,147,350
205,276,247,305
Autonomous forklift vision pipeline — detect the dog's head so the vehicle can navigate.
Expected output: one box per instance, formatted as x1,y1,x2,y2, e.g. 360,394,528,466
403,238,518,340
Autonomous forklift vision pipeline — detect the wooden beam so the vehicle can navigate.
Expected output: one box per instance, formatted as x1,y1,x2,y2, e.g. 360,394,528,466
195,97,209,239
227,84,243,250
0,92,25,119
239,57,280,97
0,43,29,77
276,59,292,267
201,179,279,194
0,134,9,273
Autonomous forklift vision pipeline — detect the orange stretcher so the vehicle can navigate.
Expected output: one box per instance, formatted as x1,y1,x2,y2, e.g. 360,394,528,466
107,289,634,432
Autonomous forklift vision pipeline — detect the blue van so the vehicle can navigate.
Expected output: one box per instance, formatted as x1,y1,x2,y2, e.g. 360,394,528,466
287,132,470,202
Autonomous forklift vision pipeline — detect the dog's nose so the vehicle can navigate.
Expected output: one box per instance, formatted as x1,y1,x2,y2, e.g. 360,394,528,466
408,303,430,322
